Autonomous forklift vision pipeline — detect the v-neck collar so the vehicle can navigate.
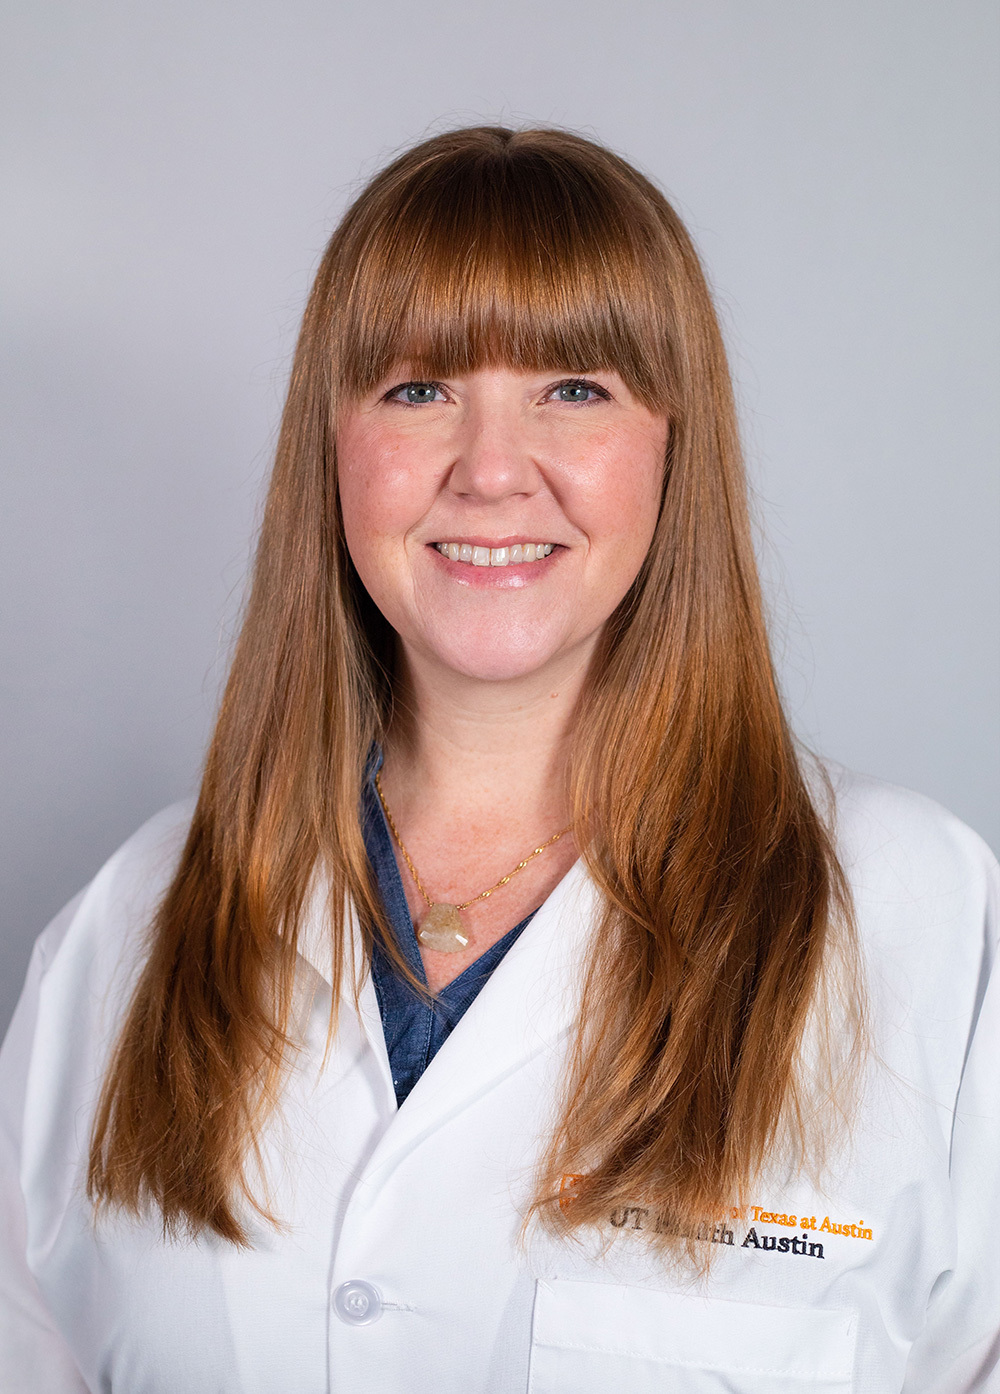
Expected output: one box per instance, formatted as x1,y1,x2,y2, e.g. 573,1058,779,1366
293,856,598,1183
291,753,599,1176
363,745,542,1105
362,748,537,995
356,854,597,1189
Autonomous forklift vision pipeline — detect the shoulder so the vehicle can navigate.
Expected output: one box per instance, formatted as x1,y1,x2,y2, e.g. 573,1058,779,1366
33,798,197,990
1,800,198,1158
804,753,998,917
807,757,997,1064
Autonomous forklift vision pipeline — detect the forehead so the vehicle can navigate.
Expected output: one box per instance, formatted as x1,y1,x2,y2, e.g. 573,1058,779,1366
375,361,624,387
332,158,675,413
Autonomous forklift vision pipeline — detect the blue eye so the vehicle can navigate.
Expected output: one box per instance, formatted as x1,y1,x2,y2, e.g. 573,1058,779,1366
552,380,609,403
394,382,441,404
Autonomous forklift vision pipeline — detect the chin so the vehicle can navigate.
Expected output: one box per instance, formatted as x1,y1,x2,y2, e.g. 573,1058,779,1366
418,626,571,684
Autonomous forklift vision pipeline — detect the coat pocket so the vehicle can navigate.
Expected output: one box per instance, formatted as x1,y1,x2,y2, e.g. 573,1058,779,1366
528,1279,856,1393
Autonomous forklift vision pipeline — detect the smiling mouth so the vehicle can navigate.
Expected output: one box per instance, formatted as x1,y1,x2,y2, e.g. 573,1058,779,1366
433,542,556,568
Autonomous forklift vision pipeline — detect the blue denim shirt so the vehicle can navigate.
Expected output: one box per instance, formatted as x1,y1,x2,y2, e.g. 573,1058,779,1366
363,754,536,1107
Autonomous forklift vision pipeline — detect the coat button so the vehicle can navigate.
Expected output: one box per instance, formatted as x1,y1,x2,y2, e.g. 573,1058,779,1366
333,1280,383,1325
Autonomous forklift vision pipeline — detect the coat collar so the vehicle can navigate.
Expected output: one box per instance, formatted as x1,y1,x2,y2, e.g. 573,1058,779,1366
294,857,601,1184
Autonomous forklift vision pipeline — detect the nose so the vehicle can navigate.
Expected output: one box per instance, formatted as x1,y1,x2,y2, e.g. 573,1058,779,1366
446,402,539,503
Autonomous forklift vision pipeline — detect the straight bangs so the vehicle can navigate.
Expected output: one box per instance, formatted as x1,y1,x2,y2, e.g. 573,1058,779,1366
332,138,677,411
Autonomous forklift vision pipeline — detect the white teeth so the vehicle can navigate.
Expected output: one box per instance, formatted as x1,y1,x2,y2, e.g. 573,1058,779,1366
435,542,556,566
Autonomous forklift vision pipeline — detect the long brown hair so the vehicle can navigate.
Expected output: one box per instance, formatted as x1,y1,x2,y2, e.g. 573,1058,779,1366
88,125,863,1252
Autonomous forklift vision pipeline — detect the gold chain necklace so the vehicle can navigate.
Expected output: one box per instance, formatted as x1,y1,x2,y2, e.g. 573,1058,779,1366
374,769,572,954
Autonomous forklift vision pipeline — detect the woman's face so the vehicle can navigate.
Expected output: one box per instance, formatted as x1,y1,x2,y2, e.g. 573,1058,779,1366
336,366,668,685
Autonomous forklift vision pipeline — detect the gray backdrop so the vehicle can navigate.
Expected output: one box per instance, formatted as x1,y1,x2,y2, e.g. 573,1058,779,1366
2,0,997,1035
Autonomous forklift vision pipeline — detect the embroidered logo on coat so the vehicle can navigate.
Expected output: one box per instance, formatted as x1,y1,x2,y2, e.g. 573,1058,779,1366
558,1177,875,1261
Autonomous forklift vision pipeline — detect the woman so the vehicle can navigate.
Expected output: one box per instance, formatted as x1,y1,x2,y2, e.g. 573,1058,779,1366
1,125,996,1393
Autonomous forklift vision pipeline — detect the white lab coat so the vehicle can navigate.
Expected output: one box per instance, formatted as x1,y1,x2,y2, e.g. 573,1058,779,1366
0,762,997,1393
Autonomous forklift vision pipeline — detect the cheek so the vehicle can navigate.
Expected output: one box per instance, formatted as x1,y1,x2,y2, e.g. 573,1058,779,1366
336,425,435,556
573,427,665,554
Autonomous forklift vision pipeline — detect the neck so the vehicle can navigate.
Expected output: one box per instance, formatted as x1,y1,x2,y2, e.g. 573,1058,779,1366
381,644,593,834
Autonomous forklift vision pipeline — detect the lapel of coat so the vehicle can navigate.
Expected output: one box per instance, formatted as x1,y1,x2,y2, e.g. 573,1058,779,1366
294,879,396,1111
356,858,600,1186
294,858,600,1181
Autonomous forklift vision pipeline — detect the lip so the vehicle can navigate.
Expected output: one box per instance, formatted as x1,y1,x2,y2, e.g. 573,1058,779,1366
427,536,560,549
426,540,562,588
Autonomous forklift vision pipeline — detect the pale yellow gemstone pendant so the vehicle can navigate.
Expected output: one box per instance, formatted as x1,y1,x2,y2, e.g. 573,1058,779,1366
417,904,470,953
373,767,572,960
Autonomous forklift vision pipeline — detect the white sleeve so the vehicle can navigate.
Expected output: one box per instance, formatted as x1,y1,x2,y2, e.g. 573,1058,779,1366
0,895,91,1393
901,844,1000,1394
